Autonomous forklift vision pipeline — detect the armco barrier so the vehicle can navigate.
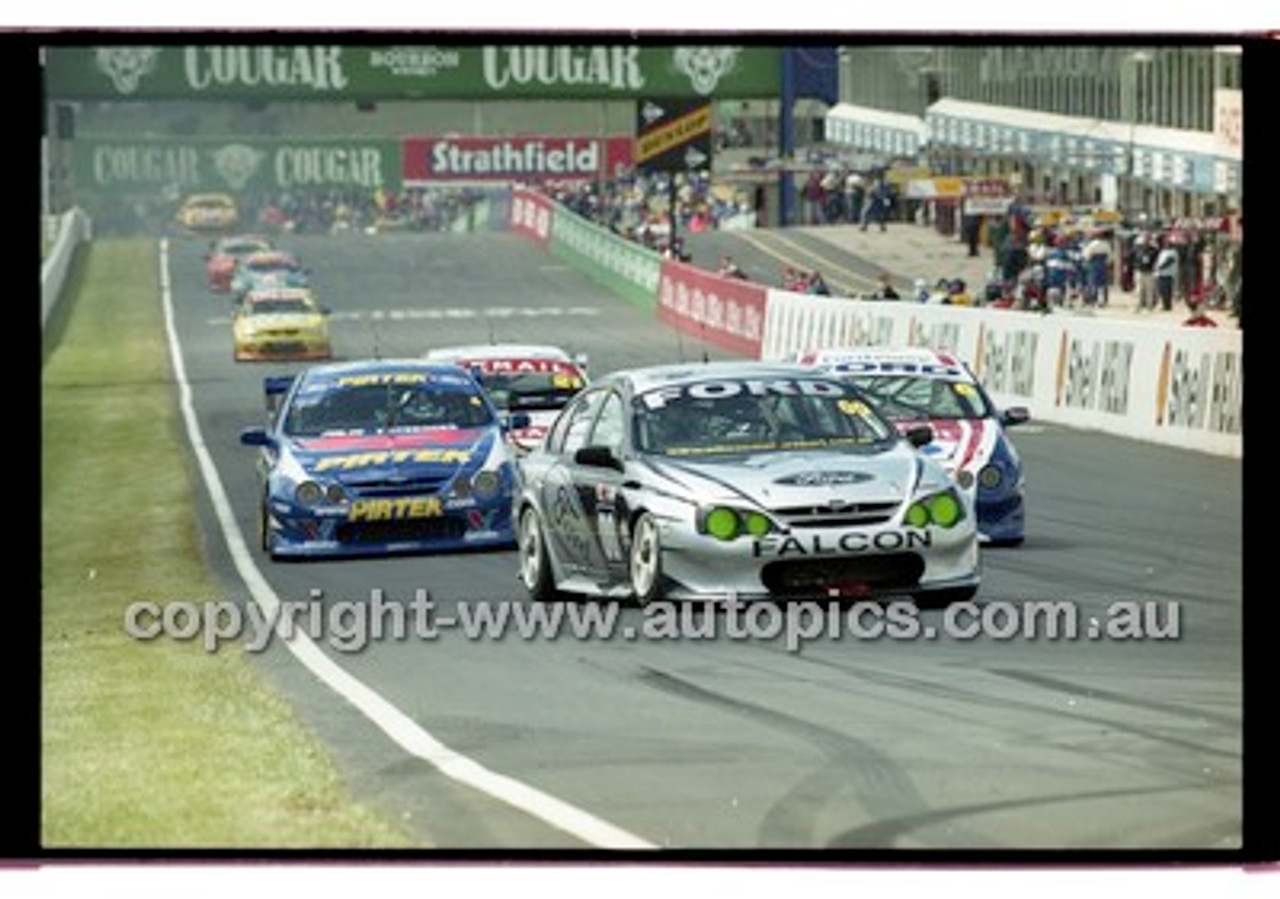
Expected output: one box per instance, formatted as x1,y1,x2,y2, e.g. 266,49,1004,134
41,208,93,331
762,291,1242,458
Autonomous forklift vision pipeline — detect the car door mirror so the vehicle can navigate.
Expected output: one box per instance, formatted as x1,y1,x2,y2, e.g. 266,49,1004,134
503,412,532,432
239,427,276,448
1001,406,1031,426
905,424,934,448
574,445,624,472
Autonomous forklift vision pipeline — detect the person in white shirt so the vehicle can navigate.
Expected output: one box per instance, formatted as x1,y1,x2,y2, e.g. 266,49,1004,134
1154,240,1180,312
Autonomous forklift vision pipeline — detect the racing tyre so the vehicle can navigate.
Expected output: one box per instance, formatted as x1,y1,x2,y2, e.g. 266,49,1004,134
259,498,279,560
628,511,665,607
518,505,562,602
913,585,978,610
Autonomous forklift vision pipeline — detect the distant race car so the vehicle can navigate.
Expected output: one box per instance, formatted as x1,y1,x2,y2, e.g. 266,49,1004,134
239,359,527,559
423,343,589,452
514,361,980,607
230,250,310,299
793,346,1028,545
175,193,239,235
233,287,332,362
206,233,274,292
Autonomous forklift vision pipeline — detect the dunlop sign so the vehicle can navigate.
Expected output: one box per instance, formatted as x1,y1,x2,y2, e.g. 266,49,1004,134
634,99,713,175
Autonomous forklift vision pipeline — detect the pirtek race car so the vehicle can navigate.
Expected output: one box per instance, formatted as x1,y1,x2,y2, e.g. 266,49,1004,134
239,359,527,559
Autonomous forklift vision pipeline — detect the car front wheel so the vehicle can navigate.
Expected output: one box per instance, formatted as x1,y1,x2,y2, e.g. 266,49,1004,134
628,512,664,607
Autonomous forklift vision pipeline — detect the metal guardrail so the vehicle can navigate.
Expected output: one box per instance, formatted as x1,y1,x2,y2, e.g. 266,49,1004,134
41,208,92,331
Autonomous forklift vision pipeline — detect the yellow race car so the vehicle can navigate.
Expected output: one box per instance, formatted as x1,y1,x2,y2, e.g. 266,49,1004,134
233,288,332,362
176,193,239,235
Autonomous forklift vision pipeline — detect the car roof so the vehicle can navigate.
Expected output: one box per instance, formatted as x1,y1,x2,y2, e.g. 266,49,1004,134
242,250,299,264
607,360,831,394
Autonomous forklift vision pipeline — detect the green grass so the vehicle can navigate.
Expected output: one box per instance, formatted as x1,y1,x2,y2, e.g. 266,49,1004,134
41,238,418,849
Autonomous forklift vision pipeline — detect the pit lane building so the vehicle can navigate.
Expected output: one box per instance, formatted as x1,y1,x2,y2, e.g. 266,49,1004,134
826,45,1243,224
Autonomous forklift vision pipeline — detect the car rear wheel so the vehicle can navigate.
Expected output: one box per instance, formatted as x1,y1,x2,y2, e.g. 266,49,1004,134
518,505,561,602
628,512,664,607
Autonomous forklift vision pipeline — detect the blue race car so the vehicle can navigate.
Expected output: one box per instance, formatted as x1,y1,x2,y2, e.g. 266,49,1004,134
794,347,1028,545
239,359,525,559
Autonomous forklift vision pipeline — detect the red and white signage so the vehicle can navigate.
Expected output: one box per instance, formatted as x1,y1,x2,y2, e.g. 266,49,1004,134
403,136,634,183
657,260,767,358
509,188,555,246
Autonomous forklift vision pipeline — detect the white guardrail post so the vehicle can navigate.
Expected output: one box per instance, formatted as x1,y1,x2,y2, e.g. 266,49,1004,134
41,208,92,331
760,291,1242,458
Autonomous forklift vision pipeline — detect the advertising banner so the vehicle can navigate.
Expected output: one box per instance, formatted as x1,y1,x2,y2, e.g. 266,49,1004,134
508,187,555,248
47,45,781,101
72,137,402,197
550,208,663,310
657,260,767,357
403,136,633,184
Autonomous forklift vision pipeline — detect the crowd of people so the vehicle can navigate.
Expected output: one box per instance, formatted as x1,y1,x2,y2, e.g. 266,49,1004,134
541,168,757,252
799,167,903,230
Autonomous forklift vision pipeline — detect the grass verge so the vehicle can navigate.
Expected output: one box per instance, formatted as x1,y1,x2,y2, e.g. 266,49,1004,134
41,237,418,849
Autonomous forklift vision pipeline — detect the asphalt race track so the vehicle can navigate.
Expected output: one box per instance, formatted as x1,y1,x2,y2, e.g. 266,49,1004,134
164,230,1243,852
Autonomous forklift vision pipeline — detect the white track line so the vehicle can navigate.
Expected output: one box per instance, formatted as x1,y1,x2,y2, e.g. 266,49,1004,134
157,239,656,851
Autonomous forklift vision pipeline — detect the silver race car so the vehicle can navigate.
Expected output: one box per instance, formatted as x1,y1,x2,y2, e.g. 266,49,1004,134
514,361,980,607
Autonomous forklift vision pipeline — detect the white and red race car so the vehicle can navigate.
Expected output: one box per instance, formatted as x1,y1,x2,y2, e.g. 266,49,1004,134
792,346,1029,545
424,344,589,453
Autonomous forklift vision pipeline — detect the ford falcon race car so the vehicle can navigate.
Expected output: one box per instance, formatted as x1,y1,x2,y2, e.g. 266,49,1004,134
206,233,274,292
424,344,589,453
230,250,310,299
514,361,980,607
233,288,332,362
239,360,525,559
793,347,1028,545
175,193,239,235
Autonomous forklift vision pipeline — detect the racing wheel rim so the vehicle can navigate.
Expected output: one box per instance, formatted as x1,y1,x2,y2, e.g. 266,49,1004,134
629,513,660,602
518,507,545,592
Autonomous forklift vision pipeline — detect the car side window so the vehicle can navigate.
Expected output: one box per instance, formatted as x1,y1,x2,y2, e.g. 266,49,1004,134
548,389,607,457
587,392,625,454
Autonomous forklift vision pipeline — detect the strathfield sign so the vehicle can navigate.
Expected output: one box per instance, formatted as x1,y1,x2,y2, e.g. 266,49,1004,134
403,136,633,183
46,45,781,100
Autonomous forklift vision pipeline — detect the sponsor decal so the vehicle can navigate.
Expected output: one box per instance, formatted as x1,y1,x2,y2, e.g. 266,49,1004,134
367,46,462,78
184,46,350,92
471,358,581,376
671,47,744,95
406,136,631,182
831,359,966,378
640,378,849,409
333,373,429,387
657,261,767,357
482,46,646,92
95,47,161,94
752,530,933,557
313,449,473,471
347,496,444,521
773,471,873,487
1156,346,1243,435
1059,336,1134,415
